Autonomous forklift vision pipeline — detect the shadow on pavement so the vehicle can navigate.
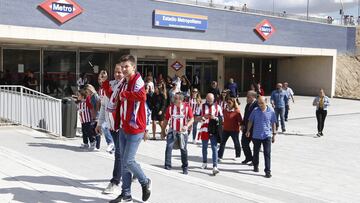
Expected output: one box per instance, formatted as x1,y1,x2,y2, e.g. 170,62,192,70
3,176,106,192
0,187,108,203
27,142,88,152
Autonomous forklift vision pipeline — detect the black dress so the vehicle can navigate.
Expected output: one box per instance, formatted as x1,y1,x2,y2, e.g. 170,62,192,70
150,93,166,121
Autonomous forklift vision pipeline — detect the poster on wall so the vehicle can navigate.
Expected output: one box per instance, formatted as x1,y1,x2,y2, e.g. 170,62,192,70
93,65,99,74
18,64,24,73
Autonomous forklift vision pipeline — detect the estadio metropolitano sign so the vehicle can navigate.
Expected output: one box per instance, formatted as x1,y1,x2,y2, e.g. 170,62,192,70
39,0,83,24
153,10,208,31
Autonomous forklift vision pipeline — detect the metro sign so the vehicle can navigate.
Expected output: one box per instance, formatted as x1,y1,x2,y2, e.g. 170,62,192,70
171,61,184,71
39,0,83,24
255,19,276,41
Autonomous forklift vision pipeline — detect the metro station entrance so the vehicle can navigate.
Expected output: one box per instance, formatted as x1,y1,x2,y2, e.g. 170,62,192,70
225,57,277,95
185,60,218,95
137,59,168,80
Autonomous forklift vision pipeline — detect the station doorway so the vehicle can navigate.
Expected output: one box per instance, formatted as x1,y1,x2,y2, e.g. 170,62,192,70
185,60,218,95
137,59,168,80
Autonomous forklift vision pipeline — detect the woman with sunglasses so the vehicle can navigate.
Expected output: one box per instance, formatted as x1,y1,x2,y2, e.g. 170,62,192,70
218,97,243,162
218,90,230,110
189,88,202,143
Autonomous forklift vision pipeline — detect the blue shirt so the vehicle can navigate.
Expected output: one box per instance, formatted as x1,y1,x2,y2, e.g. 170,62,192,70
226,82,238,97
248,106,277,140
270,90,289,108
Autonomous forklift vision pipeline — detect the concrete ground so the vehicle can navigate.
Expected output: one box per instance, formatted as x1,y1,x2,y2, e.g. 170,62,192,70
0,96,359,203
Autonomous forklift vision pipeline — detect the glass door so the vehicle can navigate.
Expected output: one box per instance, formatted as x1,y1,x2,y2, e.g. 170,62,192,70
243,58,260,91
186,61,217,96
43,50,76,98
261,59,277,94
137,59,168,82
2,49,40,91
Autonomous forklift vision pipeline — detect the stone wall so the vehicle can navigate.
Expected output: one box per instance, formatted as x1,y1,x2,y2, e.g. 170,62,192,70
335,56,360,99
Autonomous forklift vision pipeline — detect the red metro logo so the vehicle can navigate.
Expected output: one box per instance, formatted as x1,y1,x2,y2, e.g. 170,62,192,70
171,61,184,71
39,0,83,24
255,19,276,41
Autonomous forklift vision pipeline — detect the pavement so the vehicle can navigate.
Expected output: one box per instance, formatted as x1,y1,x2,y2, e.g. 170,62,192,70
0,96,359,203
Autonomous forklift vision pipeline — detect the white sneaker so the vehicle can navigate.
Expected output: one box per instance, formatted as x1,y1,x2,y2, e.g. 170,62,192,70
213,167,220,175
106,143,115,153
89,142,96,151
93,148,100,152
103,183,118,194
201,163,207,169
79,143,89,149
233,157,241,162
218,158,223,163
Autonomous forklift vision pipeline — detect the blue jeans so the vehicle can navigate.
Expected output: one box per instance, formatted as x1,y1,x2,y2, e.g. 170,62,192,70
192,121,198,140
102,123,114,145
165,132,188,169
202,135,218,167
119,129,148,196
274,107,286,131
252,137,272,173
110,130,121,185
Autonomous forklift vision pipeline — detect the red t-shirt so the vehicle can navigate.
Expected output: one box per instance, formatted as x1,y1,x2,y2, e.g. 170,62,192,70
223,108,243,132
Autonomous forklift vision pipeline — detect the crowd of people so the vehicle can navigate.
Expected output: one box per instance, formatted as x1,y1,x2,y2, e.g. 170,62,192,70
72,54,330,202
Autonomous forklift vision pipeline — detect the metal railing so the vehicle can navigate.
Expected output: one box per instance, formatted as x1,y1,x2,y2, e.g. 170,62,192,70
154,0,358,27
0,85,62,136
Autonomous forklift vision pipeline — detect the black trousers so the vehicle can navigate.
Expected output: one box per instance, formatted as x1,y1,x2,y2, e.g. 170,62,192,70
218,130,241,159
110,130,122,185
81,122,95,144
316,109,327,133
91,122,101,149
252,137,272,173
241,132,253,161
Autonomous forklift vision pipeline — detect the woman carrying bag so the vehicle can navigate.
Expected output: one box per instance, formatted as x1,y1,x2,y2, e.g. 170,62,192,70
218,97,243,161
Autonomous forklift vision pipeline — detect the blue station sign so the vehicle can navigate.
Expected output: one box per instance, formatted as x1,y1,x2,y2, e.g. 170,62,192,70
153,10,208,31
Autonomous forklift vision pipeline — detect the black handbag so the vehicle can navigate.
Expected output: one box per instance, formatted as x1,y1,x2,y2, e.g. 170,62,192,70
208,117,222,143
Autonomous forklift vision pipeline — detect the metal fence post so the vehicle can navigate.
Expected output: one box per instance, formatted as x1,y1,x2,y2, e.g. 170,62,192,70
20,86,23,125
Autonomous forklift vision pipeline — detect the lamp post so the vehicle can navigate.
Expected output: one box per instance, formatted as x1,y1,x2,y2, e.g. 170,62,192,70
358,0,359,19
272,0,275,15
306,0,310,20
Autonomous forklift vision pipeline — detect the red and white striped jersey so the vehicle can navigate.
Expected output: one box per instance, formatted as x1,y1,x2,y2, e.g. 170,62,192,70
98,88,105,98
77,100,92,124
218,100,227,110
189,98,201,115
165,103,194,132
197,103,223,140
107,79,126,131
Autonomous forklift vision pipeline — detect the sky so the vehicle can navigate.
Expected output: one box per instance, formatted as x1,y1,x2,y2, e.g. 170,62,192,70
207,0,360,18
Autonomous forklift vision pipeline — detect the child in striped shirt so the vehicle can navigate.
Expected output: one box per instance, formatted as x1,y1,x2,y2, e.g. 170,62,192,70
75,89,96,150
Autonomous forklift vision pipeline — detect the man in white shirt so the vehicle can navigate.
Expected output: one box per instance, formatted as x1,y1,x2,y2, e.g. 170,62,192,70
283,82,294,122
173,74,181,92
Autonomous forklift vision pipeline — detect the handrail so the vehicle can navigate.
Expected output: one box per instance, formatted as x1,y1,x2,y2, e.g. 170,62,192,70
0,85,62,101
0,85,62,137
153,0,358,27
